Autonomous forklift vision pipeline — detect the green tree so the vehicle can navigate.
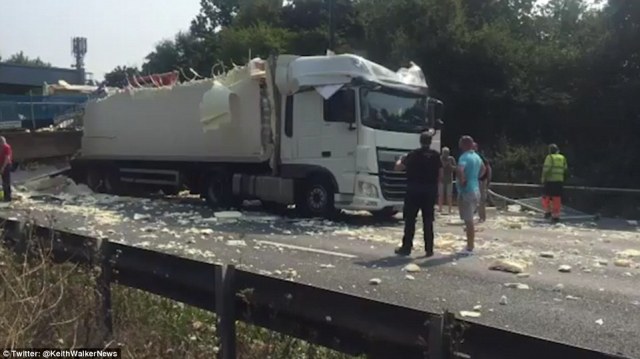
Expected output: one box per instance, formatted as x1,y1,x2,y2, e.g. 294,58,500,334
104,65,140,87
3,51,51,67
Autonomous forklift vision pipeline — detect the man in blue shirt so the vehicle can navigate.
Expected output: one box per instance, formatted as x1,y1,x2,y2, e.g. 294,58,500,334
456,135,485,253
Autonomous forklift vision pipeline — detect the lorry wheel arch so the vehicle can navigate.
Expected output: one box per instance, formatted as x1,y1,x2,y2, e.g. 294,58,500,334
280,164,339,192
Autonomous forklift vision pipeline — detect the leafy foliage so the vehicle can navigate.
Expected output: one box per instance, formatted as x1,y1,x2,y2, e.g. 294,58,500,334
2,51,51,67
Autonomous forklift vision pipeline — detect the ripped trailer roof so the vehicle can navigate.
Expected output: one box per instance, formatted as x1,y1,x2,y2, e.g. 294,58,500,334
279,54,429,95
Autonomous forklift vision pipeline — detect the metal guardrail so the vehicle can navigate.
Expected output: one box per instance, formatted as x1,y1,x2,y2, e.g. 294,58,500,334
0,217,630,359
489,182,640,195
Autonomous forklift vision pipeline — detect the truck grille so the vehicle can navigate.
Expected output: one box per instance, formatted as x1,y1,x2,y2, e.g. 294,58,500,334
380,168,407,201
377,149,409,201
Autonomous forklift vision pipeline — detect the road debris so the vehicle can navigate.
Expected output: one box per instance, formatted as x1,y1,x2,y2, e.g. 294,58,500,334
499,295,509,305
614,259,632,268
405,275,415,281
460,311,481,318
403,263,421,273
200,229,214,236
134,213,151,221
558,265,572,273
504,283,530,290
540,252,555,259
597,259,609,266
226,240,247,247
516,272,531,278
566,295,581,301
489,259,527,273
595,318,604,326
553,284,565,291
617,249,640,258
214,211,243,219
319,264,336,269
473,305,482,311
369,278,382,285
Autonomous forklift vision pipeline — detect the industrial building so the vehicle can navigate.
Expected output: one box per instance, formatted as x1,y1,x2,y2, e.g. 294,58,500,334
0,37,95,129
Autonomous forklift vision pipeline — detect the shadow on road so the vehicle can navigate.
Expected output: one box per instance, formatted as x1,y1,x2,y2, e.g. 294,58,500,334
354,252,465,270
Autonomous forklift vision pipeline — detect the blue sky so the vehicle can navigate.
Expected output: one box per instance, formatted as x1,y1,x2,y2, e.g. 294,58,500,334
0,0,201,80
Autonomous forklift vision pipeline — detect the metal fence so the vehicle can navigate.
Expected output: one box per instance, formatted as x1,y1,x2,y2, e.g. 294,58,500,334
0,217,629,359
0,95,88,129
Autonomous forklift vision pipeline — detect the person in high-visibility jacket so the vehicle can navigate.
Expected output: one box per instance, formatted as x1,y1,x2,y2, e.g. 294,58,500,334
541,144,568,222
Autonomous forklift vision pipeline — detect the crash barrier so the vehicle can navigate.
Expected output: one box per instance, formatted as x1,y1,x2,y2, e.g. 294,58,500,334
0,217,629,359
0,129,82,162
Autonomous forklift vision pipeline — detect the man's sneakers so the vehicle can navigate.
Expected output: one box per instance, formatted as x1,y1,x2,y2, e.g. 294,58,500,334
544,212,552,219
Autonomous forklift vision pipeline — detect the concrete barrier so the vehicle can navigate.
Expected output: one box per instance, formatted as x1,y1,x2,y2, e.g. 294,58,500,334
1,130,81,162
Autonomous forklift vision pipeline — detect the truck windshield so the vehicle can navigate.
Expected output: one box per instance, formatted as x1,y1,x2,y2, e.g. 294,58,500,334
360,87,429,133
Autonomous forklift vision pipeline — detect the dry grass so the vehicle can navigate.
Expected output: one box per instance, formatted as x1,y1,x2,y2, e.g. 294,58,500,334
0,240,357,359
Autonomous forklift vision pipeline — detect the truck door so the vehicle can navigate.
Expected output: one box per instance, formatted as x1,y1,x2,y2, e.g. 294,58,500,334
320,88,357,194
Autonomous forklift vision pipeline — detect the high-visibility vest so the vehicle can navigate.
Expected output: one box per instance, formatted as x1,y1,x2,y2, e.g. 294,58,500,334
542,153,567,182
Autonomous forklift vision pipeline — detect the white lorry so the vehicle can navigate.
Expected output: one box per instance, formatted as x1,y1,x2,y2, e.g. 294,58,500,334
71,53,443,218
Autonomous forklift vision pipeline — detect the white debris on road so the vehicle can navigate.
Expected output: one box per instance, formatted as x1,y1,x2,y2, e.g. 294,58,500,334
320,264,336,269
558,265,572,273
226,240,247,247
403,263,421,273
489,259,527,274
617,249,640,258
405,275,415,281
499,295,509,305
134,213,151,221
614,259,632,268
369,278,382,285
540,251,555,259
504,283,530,290
460,311,481,318
553,284,565,292
214,211,243,219
595,318,604,326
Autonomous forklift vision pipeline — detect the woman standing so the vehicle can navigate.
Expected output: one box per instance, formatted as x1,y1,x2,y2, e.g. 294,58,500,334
438,147,456,213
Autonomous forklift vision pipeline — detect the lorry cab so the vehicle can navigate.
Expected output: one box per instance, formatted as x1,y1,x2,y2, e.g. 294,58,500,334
273,54,443,217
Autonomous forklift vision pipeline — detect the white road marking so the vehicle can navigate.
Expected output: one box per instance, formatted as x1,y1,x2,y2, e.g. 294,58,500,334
256,240,357,259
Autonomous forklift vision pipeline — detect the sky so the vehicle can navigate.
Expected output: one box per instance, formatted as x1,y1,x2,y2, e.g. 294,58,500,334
0,0,201,80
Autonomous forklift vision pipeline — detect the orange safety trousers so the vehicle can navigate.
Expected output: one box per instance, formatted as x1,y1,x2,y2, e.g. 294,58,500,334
542,196,562,219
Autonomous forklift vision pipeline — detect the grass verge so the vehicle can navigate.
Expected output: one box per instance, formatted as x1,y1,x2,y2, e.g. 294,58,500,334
0,242,357,359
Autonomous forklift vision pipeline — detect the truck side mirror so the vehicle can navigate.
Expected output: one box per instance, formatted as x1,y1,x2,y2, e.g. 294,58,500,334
428,98,444,130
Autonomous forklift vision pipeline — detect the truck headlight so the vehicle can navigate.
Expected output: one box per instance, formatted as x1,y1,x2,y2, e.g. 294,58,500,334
357,181,379,198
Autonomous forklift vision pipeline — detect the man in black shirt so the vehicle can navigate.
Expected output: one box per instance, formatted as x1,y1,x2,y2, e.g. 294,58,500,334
394,131,442,257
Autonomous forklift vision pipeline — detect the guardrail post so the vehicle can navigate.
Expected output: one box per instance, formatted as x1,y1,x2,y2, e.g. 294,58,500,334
441,311,455,359
428,314,444,359
95,238,113,343
215,265,236,359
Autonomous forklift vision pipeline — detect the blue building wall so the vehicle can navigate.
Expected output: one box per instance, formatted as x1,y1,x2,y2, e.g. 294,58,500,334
0,63,83,88
0,63,88,129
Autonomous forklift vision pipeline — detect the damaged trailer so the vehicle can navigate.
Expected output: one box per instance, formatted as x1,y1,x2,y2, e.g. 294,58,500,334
70,53,444,218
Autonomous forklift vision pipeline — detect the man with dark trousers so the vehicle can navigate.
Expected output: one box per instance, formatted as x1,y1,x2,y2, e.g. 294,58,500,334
394,131,442,257
0,136,12,202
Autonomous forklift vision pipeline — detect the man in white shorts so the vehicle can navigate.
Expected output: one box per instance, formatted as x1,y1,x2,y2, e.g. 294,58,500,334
456,136,485,253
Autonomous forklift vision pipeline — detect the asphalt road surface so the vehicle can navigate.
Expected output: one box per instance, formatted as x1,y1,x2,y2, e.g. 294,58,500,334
2,186,639,358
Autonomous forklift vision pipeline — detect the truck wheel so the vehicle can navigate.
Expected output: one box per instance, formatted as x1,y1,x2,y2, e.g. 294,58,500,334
86,169,105,193
203,173,240,209
370,208,399,220
297,179,335,218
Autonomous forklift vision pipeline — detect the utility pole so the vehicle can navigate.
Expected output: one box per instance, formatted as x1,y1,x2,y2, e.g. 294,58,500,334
328,0,336,51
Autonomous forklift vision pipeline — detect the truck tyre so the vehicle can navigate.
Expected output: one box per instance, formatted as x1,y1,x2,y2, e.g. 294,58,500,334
370,208,399,220
296,178,335,218
203,172,240,209
86,169,105,193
